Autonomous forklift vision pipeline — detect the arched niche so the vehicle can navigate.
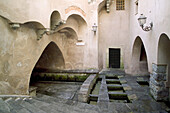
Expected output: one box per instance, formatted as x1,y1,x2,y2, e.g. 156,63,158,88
29,41,65,85
58,27,78,40
66,14,87,40
158,33,170,86
131,36,149,75
50,11,61,30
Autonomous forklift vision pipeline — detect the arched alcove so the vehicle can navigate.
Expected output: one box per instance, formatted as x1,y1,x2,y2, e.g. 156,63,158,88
50,11,61,30
158,33,170,85
131,37,149,75
66,14,87,40
30,41,65,85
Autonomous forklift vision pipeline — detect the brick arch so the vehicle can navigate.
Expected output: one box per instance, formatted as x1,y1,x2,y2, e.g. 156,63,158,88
65,6,86,20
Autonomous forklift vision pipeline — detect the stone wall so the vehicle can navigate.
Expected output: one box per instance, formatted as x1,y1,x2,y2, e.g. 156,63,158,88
150,63,169,101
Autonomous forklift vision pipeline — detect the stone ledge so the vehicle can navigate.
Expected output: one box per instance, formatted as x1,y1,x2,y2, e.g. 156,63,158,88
78,74,98,103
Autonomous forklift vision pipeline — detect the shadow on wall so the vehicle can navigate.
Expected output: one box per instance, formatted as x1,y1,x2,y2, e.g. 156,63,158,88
34,41,65,70
30,41,65,84
131,36,149,75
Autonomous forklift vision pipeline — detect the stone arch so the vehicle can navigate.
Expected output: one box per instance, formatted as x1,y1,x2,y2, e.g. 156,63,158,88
98,0,106,13
29,41,65,85
50,11,62,30
58,27,78,40
157,33,170,86
131,36,149,75
65,14,87,40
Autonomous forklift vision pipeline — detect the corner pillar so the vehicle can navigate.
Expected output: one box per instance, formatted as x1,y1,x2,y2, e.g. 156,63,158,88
150,63,169,101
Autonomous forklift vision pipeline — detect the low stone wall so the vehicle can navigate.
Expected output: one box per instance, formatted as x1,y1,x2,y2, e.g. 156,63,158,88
78,74,98,103
150,63,169,101
31,73,89,82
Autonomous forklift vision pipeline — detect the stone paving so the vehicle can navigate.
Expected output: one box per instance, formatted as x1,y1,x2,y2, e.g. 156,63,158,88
0,69,170,113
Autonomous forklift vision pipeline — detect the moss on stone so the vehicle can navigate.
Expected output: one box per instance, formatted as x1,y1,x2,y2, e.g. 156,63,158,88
67,74,76,81
75,74,88,82
59,74,68,81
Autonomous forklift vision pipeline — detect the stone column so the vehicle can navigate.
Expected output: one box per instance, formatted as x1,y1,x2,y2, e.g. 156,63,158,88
150,63,169,101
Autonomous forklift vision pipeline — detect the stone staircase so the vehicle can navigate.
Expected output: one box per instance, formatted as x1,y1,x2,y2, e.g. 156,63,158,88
0,93,100,113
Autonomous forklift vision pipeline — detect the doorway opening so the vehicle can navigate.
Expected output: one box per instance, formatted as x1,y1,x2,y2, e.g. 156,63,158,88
109,48,121,68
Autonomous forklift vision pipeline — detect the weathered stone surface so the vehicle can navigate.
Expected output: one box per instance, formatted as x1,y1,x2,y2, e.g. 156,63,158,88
78,74,97,102
152,72,166,81
152,63,167,74
150,64,169,101
150,76,165,87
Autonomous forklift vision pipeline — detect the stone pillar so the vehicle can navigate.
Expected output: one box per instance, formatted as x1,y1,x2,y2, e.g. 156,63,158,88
150,63,169,101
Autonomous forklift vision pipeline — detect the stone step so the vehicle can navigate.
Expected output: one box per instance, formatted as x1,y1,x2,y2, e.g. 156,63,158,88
24,98,64,113
5,98,31,113
108,92,128,99
107,84,123,90
35,93,100,112
89,94,98,101
6,97,47,113
106,79,121,84
27,97,98,113
0,98,12,113
19,99,46,113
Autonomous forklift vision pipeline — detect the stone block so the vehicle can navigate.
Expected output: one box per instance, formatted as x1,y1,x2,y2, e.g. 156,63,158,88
150,76,165,87
150,88,169,101
128,94,138,101
152,63,167,74
151,72,166,81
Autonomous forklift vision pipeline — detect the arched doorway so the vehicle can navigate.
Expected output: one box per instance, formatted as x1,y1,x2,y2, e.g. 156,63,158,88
30,41,65,85
131,37,149,75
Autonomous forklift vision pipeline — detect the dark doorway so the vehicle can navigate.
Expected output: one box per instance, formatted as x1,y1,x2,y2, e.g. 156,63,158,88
109,48,120,68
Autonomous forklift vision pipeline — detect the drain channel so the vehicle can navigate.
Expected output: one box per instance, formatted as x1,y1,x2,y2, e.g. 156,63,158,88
88,78,101,105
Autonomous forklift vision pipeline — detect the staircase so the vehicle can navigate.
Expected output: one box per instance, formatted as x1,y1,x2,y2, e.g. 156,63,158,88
0,93,100,113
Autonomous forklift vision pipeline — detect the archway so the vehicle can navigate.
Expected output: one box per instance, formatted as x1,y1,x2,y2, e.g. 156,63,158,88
50,11,61,30
30,41,65,85
65,14,87,40
131,37,149,75
158,33,170,87
150,33,170,101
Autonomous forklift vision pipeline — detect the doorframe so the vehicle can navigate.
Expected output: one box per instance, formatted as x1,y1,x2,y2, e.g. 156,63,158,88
106,47,124,69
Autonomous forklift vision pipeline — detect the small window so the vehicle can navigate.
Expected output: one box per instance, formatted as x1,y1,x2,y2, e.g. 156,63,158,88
116,0,125,10
135,0,139,14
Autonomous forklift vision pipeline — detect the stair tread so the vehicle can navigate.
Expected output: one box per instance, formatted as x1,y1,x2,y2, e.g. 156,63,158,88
35,93,100,112
108,92,127,95
25,95,99,113
106,79,120,81
0,98,14,113
107,84,122,87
